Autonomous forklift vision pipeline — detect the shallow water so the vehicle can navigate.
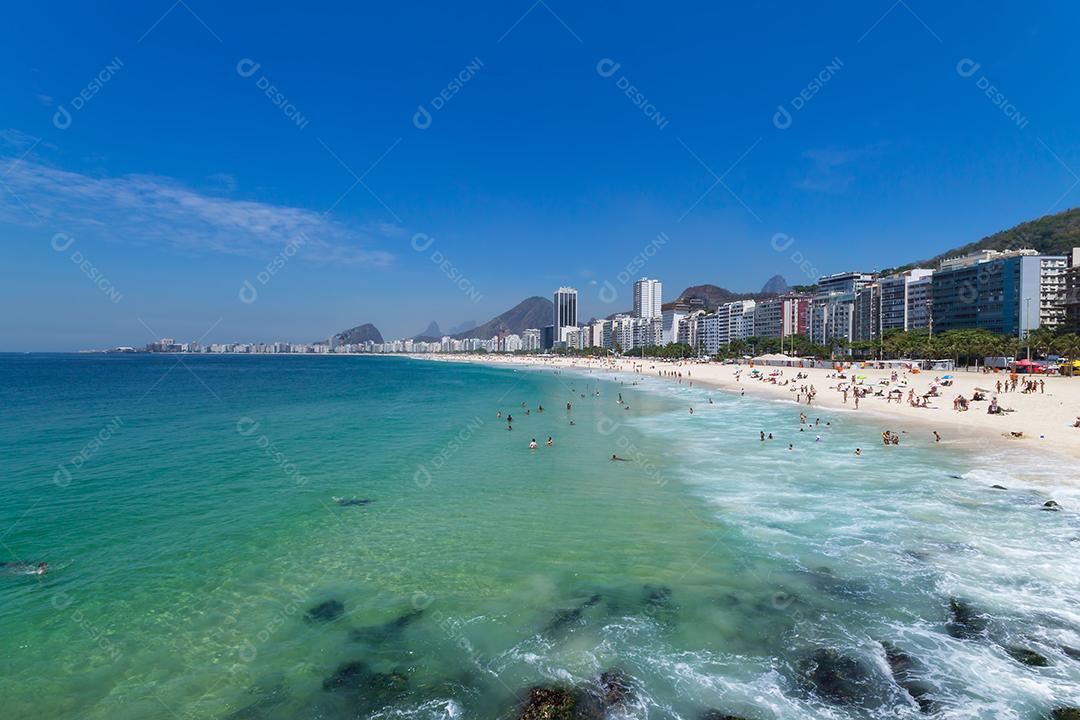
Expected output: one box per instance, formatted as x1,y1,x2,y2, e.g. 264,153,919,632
0,354,1077,719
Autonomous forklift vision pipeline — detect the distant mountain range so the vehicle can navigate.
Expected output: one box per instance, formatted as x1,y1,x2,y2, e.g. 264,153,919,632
412,321,442,342
448,320,477,335
662,283,774,312
452,296,553,339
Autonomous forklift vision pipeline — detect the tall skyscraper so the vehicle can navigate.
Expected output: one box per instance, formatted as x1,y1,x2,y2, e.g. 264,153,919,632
553,287,578,341
633,278,662,319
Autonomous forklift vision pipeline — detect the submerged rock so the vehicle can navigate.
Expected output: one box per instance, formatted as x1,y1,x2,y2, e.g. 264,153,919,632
946,598,989,639
322,661,372,691
880,641,936,713
306,599,345,623
643,585,672,608
322,661,410,714
350,608,424,643
597,668,631,707
1007,645,1050,667
700,714,749,720
1043,500,1061,511
797,648,880,705
518,685,578,720
222,679,288,720
542,594,602,635
991,484,1008,490
573,667,634,718
333,497,372,506
1051,709,1080,720
1063,646,1080,661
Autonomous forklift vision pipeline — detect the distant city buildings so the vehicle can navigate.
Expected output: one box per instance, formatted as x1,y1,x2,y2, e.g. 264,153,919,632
141,245,1080,358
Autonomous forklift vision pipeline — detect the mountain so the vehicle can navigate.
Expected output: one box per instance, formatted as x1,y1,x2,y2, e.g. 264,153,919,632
448,320,477,334
453,296,553,339
662,284,772,312
892,206,1080,273
333,323,383,345
760,274,790,294
412,321,442,342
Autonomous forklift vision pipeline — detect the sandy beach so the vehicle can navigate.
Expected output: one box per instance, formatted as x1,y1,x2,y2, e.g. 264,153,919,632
414,353,1080,464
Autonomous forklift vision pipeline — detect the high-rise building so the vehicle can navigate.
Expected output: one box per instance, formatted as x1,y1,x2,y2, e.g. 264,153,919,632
522,328,541,351
878,269,934,332
808,272,873,348
931,249,1068,337
1064,249,1080,333
753,294,810,339
633,278,662,319
553,287,578,341
853,284,880,343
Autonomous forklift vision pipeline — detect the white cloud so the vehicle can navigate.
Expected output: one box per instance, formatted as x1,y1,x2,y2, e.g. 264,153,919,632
0,155,395,265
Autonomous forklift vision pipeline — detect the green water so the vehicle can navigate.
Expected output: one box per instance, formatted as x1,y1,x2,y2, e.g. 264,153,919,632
0,354,1077,719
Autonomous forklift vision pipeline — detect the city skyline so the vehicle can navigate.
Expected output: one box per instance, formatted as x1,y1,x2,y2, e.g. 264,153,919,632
3,3,1080,350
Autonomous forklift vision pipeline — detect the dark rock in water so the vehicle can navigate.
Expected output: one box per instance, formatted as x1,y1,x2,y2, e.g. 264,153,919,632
903,550,931,562
518,685,578,720
575,667,634,717
946,598,989,639
700,713,749,720
797,648,879,705
543,594,602,635
323,661,372,691
222,680,288,720
1043,500,1061,511
597,668,632,707
1063,646,1080,661
322,661,410,713
333,497,372,506
1051,709,1080,720
991,484,1008,490
880,641,936,713
350,608,424,643
643,585,673,607
307,599,345,623
1007,646,1050,667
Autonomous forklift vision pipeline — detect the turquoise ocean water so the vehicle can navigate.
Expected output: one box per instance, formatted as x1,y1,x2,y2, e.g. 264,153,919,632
0,353,1077,719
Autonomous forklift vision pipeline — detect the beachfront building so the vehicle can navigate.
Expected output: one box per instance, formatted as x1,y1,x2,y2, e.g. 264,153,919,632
853,284,880,343
698,300,756,354
809,291,856,346
633,278,663,319
1064,249,1080,333
753,294,809,339
931,249,1068,337
611,315,661,351
553,287,578,342
676,310,705,350
503,334,523,352
878,269,934,332
661,308,685,345
808,271,873,348
541,325,554,350
906,274,933,330
592,319,612,349
522,328,541,351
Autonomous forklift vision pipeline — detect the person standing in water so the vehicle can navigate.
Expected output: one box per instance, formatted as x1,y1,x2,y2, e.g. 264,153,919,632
529,438,538,449
546,436,553,446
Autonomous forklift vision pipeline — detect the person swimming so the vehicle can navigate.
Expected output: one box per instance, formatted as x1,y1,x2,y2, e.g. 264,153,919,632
546,436,553,446
529,439,538,449
611,454,629,461
1,561,48,576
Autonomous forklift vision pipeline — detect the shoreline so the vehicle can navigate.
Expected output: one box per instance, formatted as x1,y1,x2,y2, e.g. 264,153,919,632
408,353,1080,466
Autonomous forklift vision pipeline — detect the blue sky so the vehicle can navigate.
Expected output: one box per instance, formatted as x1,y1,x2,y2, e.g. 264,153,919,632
1,1,1078,350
